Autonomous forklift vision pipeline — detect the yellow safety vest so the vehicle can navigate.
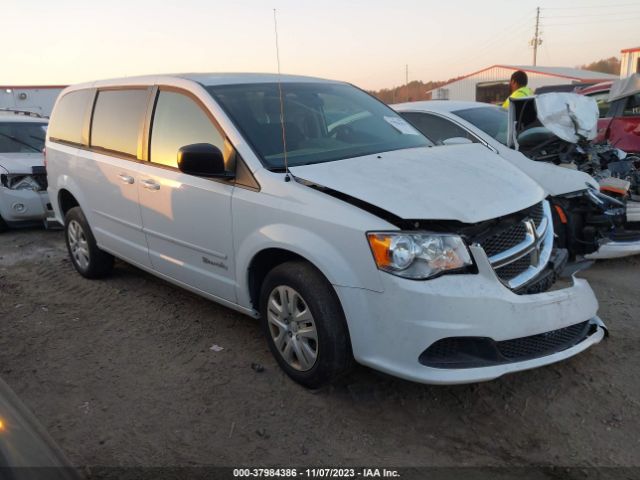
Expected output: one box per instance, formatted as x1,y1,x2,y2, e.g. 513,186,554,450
502,86,534,109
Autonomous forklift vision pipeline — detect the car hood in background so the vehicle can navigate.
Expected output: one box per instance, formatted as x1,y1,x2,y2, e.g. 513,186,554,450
608,73,640,102
290,144,544,224
495,146,598,195
0,153,45,173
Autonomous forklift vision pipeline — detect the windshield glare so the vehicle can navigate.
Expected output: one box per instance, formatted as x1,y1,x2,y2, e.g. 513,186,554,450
207,83,432,168
453,107,508,146
0,123,47,153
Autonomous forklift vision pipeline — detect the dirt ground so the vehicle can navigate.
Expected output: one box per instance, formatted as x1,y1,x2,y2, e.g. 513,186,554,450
1,228,639,470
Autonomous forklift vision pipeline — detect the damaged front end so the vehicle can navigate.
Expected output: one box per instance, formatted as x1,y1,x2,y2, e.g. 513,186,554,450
551,186,640,259
508,93,640,259
508,93,640,200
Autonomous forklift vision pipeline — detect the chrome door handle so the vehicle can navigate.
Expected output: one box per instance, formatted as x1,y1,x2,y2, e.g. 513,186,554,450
141,179,160,191
118,174,134,184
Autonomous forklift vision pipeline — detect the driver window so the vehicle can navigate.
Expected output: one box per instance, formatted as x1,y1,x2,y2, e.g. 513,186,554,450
400,112,477,145
150,91,228,168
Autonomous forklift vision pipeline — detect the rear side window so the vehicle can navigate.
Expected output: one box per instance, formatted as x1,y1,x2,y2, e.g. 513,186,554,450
91,89,149,157
48,89,93,145
150,90,226,168
401,112,477,145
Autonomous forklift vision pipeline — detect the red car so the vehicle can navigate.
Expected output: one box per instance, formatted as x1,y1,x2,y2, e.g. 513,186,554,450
579,78,640,154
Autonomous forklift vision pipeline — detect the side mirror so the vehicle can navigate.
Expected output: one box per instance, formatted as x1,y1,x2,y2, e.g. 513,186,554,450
177,143,233,178
442,137,474,146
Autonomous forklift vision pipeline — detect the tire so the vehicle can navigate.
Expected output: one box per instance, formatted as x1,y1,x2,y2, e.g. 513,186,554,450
259,261,353,388
64,206,114,279
0,215,8,233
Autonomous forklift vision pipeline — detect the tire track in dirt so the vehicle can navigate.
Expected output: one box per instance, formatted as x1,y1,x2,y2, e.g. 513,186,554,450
1,229,639,468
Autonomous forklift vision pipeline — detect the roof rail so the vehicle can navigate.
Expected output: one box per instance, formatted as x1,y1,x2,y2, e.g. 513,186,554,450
0,108,48,119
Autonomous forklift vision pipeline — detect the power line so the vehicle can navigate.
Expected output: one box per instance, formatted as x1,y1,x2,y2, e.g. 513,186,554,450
543,16,640,26
542,3,640,10
454,12,536,68
542,10,640,18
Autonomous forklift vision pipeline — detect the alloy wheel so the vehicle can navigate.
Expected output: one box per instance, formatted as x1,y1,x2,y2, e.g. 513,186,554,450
67,219,90,270
267,285,319,371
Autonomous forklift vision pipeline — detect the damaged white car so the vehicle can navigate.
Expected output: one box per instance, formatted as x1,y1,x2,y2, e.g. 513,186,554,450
47,74,606,387
0,110,56,232
394,95,640,260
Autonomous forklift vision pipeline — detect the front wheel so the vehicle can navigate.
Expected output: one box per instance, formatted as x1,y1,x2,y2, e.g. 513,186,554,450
259,261,353,388
0,215,8,233
64,207,114,279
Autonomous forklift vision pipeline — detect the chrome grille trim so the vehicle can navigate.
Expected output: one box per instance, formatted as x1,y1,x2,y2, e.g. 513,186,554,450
488,216,548,268
479,201,554,290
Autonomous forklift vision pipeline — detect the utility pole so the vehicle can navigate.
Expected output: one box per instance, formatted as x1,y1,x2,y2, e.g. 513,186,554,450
405,64,409,101
530,7,542,66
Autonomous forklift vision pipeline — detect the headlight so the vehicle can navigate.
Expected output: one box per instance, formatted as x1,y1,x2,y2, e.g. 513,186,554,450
367,232,473,279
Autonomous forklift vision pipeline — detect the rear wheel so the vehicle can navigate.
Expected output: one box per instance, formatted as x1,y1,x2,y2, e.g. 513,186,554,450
64,207,114,278
259,261,352,388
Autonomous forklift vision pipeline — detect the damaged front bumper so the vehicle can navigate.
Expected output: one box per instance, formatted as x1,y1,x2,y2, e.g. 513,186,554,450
0,187,53,226
554,189,640,259
585,239,640,260
335,245,604,385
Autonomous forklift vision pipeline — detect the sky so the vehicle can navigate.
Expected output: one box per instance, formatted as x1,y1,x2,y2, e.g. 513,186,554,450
3,0,639,90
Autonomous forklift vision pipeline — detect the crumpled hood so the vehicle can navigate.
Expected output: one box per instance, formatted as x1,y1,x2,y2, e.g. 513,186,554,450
0,153,44,174
290,144,544,224
508,93,598,146
496,146,599,195
608,73,640,102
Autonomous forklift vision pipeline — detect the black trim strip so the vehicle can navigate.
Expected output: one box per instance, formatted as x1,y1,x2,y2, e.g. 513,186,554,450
294,176,404,227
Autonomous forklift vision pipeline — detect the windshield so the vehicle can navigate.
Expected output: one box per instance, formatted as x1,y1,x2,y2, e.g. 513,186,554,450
453,106,508,145
207,82,432,168
0,122,47,153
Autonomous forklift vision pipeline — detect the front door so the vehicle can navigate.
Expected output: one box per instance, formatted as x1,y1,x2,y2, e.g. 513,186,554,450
137,88,236,302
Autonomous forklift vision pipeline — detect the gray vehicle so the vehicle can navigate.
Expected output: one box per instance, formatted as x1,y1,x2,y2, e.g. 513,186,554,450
0,110,56,232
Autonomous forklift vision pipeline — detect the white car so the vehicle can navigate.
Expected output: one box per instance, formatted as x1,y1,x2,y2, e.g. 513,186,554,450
46,74,605,387
393,100,640,260
0,110,54,231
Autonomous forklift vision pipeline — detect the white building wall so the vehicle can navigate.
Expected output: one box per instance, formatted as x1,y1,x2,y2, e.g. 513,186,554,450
430,67,585,102
620,50,640,78
0,88,64,116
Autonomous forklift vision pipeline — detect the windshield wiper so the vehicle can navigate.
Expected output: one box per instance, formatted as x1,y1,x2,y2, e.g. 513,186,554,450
0,133,40,152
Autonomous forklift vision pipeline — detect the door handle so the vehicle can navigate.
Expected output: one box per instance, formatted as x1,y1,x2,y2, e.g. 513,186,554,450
141,179,160,191
118,174,134,184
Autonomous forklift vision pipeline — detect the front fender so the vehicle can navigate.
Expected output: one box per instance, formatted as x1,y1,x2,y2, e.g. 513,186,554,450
234,223,384,309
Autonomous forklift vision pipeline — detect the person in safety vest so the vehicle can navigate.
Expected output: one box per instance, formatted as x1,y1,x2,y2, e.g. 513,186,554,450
502,70,534,109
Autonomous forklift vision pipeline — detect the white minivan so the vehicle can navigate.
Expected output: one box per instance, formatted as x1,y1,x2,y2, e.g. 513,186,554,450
46,74,606,387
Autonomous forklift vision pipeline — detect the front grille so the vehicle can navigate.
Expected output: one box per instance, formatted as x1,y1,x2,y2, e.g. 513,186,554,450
419,320,595,369
494,255,531,281
475,201,552,292
480,222,527,258
529,202,544,227
497,321,591,360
